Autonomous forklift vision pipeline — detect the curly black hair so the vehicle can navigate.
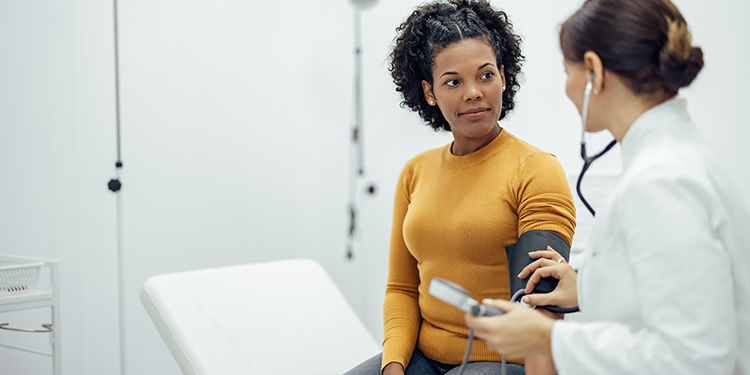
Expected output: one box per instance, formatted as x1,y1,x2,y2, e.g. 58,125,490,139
390,0,524,132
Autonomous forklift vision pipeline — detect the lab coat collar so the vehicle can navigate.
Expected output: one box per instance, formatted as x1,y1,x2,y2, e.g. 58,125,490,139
620,96,691,169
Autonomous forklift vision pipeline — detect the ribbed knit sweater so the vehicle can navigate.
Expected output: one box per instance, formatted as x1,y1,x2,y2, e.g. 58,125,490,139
382,129,576,371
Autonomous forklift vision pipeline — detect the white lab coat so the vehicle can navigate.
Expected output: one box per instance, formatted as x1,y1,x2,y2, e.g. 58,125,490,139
551,97,750,375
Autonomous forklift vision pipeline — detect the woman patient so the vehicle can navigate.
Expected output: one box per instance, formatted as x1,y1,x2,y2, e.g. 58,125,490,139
344,1,576,374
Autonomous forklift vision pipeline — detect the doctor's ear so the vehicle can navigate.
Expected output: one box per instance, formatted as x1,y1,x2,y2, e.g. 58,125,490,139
583,51,604,95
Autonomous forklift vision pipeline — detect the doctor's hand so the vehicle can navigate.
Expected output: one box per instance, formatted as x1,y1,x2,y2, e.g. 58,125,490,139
519,246,578,309
465,299,555,358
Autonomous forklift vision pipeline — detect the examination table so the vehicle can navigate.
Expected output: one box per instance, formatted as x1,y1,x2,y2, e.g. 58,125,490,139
140,258,380,375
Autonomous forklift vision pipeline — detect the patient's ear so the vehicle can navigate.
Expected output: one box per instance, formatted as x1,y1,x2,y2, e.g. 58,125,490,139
422,80,436,106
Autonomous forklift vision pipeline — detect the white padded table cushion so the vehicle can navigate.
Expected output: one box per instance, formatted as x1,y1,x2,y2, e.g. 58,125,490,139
140,258,380,375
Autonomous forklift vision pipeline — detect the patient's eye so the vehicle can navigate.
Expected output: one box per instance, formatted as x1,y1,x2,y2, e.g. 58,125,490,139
445,79,460,87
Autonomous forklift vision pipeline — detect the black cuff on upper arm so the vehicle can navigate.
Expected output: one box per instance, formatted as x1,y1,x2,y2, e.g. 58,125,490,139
505,229,571,296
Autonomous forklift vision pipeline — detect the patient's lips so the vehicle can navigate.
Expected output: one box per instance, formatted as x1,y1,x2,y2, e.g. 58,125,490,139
460,107,490,120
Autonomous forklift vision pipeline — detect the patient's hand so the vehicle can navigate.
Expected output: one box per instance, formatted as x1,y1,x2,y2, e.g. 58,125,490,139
383,362,404,375
518,246,578,308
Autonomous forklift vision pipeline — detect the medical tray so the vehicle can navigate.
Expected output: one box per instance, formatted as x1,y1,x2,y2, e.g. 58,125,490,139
0,258,43,295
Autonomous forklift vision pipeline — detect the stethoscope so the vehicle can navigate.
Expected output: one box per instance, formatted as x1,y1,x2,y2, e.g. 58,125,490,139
576,73,617,216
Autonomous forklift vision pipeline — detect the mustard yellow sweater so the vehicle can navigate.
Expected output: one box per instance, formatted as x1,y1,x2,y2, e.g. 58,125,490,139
382,129,576,371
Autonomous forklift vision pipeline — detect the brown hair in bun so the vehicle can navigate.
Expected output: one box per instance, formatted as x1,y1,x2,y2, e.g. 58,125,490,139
560,0,703,96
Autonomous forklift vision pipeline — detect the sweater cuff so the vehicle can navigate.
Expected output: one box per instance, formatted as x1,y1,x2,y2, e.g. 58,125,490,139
381,341,412,373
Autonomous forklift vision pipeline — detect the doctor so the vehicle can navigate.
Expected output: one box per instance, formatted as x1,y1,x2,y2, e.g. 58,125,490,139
465,0,750,374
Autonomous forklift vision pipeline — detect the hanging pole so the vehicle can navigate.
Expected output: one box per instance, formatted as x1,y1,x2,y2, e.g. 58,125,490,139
116,183,125,375
111,0,124,177
353,9,364,177
114,3,122,169
347,9,364,260
108,0,123,194
111,1,126,374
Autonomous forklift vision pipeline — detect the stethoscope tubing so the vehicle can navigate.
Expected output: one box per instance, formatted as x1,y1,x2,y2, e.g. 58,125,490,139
577,77,617,217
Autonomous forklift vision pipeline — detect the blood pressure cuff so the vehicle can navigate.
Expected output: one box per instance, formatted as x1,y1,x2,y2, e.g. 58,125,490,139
505,230,570,297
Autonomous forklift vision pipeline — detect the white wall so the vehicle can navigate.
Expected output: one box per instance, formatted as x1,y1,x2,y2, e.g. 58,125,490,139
0,0,748,374
0,1,121,374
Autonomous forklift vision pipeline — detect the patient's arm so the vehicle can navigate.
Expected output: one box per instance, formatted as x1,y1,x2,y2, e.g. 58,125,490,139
523,308,562,375
525,354,557,375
